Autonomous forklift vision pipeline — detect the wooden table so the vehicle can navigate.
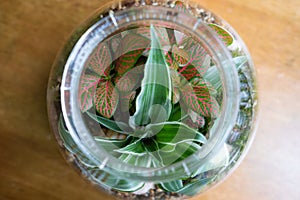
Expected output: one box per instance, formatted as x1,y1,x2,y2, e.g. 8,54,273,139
1,0,299,199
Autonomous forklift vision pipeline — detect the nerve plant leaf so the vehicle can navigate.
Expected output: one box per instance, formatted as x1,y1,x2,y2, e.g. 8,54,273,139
208,23,234,46
181,79,220,117
94,81,119,118
115,33,150,75
115,64,144,92
79,75,100,112
88,42,111,76
135,26,171,50
132,25,172,126
177,40,211,81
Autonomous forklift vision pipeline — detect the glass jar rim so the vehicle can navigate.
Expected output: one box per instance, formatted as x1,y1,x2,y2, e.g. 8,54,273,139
60,4,240,182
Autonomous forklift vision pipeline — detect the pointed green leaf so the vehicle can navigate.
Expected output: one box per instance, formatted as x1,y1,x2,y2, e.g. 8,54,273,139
94,136,130,156
86,112,132,134
115,139,147,156
154,142,201,166
79,75,100,112
94,80,119,118
177,176,215,196
160,179,183,192
133,25,172,126
181,79,220,117
87,42,111,77
204,56,247,91
88,169,144,192
115,33,150,75
150,122,207,145
209,23,234,46
58,116,97,168
192,144,229,177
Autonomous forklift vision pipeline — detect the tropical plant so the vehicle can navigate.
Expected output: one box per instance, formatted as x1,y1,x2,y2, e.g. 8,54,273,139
59,22,245,196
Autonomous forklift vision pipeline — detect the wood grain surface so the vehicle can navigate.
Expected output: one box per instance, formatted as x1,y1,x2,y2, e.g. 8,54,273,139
0,0,300,199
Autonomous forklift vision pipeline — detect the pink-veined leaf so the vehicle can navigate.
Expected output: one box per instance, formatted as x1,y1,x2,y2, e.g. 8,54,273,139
172,45,189,66
177,42,211,81
135,26,171,50
87,42,112,77
94,81,119,118
115,65,144,92
79,75,100,112
183,110,205,129
180,80,220,117
208,23,234,46
109,34,122,53
115,33,150,75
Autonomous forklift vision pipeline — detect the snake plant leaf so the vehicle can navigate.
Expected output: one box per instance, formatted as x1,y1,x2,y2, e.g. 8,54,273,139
94,80,119,118
168,103,184,122
58,116,97,168
119,153,154,167
87,112,133,134
181,79,220,117
88,42,111,77
59,116,144,192
115,33,150,75
160,179,184,192
151,122,207,145
192,144,229,177
115,139,147,156
177,176,215,196
132,25,172,126
208,23,234,46
79,74,100,112
88,169,145,192
94,136,131,157
204,56,247,91
155,142,202,166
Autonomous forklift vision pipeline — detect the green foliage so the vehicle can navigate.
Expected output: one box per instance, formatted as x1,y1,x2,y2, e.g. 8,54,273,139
64,22,240,196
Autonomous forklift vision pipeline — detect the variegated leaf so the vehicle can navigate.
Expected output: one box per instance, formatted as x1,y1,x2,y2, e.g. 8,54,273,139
181,80,220,117
208,23,234,46
87,42,111,76
87,112,133,134
94,81,119,118
79,74,100,112
133,25,172,126
115,33,150,75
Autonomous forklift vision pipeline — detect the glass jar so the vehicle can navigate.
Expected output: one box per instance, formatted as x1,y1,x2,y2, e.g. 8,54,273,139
47,0,258,199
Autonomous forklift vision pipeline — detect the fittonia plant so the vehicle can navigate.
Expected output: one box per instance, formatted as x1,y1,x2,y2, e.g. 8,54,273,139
59,23,247,196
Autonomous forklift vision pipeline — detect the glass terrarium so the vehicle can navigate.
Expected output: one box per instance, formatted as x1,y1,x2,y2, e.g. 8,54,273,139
47,0,258,199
